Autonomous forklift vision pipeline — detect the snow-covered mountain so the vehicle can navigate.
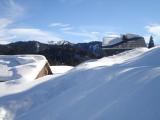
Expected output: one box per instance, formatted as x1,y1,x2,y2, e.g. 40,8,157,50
0,46,160,120
48,40,73,46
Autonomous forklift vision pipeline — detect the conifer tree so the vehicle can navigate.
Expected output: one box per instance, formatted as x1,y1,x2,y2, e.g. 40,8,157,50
148,36,155,48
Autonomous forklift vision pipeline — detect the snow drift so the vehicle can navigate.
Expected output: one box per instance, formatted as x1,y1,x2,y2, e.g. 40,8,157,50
0,47,160,120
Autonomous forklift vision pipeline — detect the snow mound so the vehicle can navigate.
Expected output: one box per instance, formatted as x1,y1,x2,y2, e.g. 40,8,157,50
0,55,47,82
0,47,160,120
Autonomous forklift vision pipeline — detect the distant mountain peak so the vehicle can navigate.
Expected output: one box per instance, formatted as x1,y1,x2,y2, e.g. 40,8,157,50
48,40,73,45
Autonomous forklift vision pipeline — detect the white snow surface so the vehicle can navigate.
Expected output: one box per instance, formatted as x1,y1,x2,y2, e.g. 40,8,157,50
1,47,160,120
0,55,47,82
51,66,73,74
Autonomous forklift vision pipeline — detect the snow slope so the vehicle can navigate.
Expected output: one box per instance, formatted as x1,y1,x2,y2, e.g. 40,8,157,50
0,55,47,82
0,47,160,120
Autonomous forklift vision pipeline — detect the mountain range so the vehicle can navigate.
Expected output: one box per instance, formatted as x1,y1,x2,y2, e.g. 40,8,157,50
0,41,103,66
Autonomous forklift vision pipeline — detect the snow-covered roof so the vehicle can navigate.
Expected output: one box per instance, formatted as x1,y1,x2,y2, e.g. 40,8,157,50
0,55,47,82
102,37,123,46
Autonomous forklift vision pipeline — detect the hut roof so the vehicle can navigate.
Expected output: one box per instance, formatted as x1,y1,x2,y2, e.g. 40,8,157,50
0,55,52,82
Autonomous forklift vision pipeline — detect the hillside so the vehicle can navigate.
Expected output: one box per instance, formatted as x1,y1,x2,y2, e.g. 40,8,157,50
0,47,160,120
0,41,103,66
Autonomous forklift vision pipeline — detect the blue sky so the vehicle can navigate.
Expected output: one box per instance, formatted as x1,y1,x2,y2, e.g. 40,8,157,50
0,0,160,44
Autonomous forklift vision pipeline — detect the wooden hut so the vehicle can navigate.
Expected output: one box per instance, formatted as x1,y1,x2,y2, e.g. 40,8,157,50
36,62,52,79
102,34,147,56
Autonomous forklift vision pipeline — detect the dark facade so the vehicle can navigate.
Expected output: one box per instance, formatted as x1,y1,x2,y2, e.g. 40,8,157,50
102,34,147,56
